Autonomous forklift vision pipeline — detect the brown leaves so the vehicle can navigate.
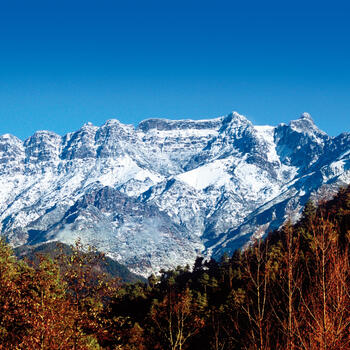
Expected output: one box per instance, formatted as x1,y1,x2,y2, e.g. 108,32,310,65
0,239,119,349
150,288,205,350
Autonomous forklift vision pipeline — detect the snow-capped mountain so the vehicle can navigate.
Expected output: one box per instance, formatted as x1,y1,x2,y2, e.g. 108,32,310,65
0,112,349,276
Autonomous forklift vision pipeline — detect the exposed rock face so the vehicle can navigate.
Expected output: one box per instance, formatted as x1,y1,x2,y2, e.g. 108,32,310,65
0,112,349,276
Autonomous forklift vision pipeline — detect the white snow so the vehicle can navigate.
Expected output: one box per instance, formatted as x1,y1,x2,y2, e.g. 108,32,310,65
176,159,231,190
0,111,348,276
143,128,219,138
254,125,279,162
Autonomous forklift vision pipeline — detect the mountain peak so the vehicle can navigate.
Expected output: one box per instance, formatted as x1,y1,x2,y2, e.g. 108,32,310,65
300,112,312,121
0,133,22,143
288,113,327,139
230,111,249,121
0,111,349,276
80,122,98,131
222,111,250,126
104,119,122,126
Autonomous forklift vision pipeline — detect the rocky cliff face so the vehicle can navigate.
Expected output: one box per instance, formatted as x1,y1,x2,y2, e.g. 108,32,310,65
0,112,349,276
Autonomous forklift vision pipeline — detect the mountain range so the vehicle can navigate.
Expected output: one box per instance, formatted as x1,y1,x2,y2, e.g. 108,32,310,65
0,112,349,276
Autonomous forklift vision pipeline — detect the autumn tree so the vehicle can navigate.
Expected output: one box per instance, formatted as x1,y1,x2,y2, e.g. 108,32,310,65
19,255,82,349
150,287,204,350
238,238,273,350
0,238,31,348
268,221,303,350
299,213,350,349
0,239,99,349
57,240,119,348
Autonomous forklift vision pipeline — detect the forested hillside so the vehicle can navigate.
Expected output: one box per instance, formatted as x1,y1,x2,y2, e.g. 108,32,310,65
14,241,146,284
0,186,349,349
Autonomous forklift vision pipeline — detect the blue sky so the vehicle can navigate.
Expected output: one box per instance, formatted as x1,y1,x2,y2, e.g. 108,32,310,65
0,0,349,139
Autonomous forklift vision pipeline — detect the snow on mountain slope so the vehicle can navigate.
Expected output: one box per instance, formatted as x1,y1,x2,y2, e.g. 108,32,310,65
0,111,349,276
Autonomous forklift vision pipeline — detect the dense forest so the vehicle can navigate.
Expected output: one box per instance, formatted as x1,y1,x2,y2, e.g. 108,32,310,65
0,186,350,349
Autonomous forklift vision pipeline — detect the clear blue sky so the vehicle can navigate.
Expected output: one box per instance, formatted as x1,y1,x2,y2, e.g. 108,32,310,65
0,0,349,139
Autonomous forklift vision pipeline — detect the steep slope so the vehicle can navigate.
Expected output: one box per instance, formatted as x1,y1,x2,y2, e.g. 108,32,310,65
0,112,349,276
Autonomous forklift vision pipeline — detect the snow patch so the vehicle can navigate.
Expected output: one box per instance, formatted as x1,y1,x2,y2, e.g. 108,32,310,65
176,159,232,190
